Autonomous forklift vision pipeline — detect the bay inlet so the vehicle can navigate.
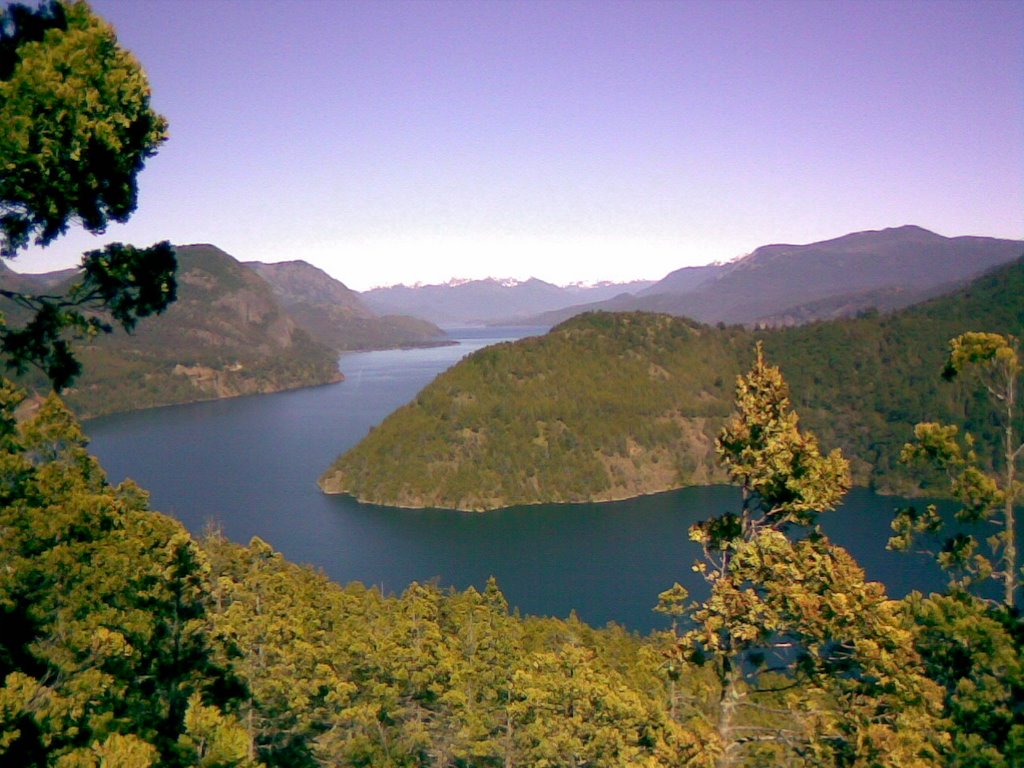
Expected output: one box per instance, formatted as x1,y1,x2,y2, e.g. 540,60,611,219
86,327,945,632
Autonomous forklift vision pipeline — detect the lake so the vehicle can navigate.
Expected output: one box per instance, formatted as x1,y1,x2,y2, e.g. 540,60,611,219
85,327,947,633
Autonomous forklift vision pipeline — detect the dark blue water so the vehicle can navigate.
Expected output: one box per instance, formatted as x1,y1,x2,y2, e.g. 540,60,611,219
85,327,947,633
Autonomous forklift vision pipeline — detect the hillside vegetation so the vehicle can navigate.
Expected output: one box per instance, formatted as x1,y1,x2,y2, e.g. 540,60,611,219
0,390,695,766
321,314,741,509
321,259,1024,510
6,380,1001,767
56,245,343,417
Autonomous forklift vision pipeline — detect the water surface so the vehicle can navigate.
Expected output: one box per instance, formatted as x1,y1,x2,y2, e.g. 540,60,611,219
86,327,946,632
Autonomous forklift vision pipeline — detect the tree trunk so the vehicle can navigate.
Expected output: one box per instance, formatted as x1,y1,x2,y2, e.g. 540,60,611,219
716,659,743,768
1004,366,1018,608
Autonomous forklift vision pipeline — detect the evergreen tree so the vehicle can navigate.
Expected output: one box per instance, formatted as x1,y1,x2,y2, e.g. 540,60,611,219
892,332,1022,607
0,383,254,766
0,1,176,389
668,343,943,766
906,591,1024,768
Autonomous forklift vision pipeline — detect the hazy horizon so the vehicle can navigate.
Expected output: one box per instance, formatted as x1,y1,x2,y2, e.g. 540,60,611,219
14,0,1024,291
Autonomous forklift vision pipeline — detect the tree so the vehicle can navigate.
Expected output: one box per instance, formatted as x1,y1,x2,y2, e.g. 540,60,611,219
906,590,1024,768
890,333,1024,767
891,332,1022,607
669,343,943,767
0,0,175,390
0,388,254,766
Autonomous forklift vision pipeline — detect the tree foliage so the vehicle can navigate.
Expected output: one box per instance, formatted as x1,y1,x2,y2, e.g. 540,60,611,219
906,592,1024,768
202,531,690,768
0,0,167,254
0,0,175,390
890,333,1024,768
669,344,943,766
0,384,253,766
891,332,1022,607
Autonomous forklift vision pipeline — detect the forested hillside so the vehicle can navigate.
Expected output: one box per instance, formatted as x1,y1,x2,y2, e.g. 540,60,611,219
7,245,344,418
321,313,741,509
321,259,1024,510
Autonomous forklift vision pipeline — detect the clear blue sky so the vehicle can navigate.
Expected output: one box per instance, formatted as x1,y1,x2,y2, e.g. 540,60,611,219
18,0,1024,290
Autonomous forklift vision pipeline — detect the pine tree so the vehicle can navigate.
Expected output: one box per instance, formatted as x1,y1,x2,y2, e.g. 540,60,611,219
669,343,943,766
0,383,253,766
891,332,1022,607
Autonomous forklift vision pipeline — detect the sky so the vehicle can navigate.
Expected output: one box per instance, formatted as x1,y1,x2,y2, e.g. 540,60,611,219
15,0,1024,291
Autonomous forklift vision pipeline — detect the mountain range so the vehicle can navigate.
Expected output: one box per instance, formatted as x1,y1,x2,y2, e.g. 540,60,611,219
361,277,655,326
3,225,1020,420
525,225,1023,326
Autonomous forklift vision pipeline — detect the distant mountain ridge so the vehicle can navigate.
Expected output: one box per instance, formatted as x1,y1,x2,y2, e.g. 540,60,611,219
529,226,1023,326
247,260,449,351
636,263,727,297
361,276,655,326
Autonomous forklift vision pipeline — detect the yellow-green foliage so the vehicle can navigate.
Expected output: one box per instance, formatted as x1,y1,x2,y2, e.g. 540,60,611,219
203,534,693,768
893,332,1022,607
0,388,254,766
673,346,944,767
0,381,692,767
3,378,1018,767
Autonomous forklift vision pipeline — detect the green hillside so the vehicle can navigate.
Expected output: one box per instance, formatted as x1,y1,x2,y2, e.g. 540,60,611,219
321,259,1024,510
51,245,342,418
768,258,1024,490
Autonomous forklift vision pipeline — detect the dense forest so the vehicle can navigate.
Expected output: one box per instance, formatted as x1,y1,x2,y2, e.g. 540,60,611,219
4,349,1022,766
322,259,1023,510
